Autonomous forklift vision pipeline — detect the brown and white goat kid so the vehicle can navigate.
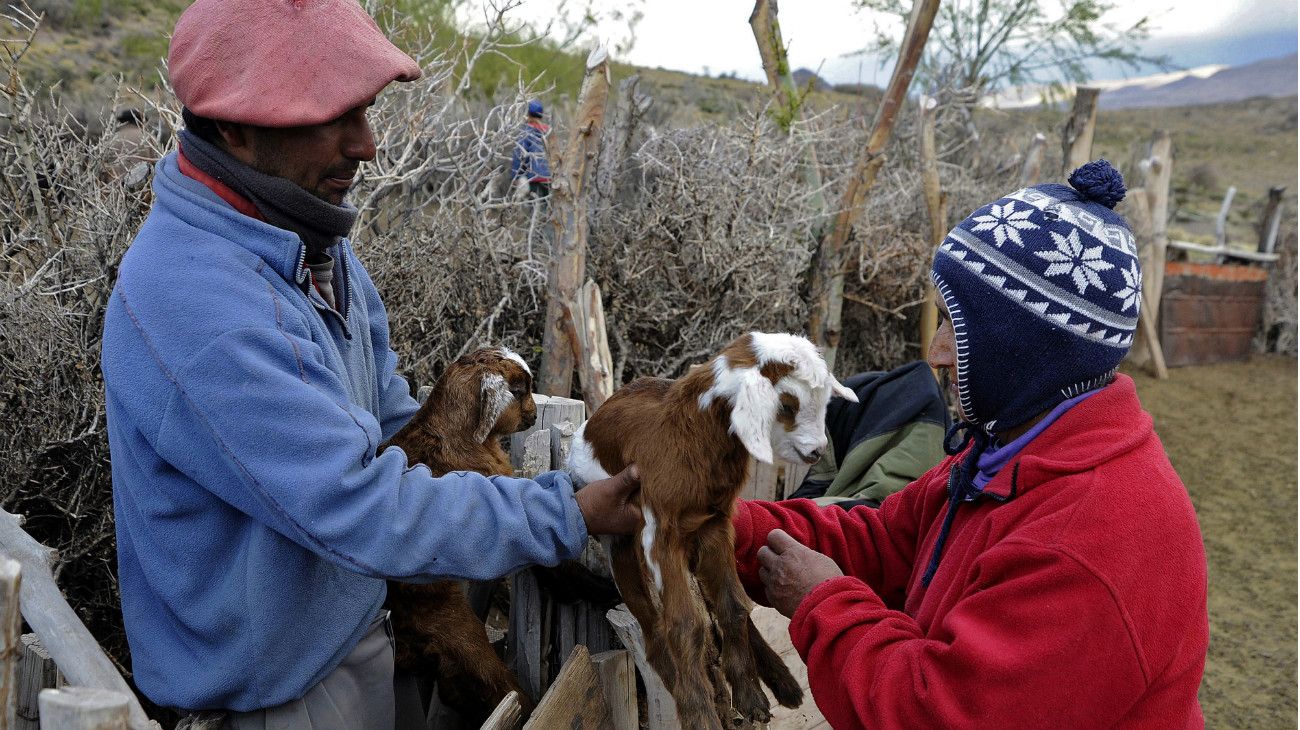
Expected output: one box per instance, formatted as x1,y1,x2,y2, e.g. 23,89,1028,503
379,346,536,724
567,332,858,728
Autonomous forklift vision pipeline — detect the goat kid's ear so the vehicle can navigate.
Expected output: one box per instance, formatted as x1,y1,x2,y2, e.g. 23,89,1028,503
831,379,859,403
476,372,513,442
730,368,777,464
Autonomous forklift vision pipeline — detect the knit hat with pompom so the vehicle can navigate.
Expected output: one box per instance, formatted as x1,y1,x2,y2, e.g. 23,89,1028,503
931,159,1141,433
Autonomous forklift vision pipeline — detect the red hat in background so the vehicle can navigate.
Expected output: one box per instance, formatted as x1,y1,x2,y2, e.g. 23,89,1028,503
168,0,422,128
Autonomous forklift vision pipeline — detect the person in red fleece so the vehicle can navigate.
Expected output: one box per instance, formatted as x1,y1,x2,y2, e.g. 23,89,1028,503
738,161,1209,729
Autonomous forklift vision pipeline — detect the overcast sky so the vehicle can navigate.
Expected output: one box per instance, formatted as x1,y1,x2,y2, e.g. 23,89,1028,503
504,0,1299,85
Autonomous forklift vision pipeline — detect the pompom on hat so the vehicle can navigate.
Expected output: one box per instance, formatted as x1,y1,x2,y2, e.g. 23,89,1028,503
931,159,1141,433
168,0,421,128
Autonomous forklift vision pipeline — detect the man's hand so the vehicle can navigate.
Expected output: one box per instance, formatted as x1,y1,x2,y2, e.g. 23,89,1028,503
757,529,844,618
574,464,641,535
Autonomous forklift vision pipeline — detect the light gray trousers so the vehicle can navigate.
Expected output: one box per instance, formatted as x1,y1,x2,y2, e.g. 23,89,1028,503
224,611,397,730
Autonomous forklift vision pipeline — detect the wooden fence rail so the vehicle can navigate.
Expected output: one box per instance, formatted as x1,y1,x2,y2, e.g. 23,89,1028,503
0,512,156,730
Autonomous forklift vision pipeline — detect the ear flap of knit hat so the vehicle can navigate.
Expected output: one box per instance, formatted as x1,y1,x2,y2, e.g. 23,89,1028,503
169,0,422,128
930,160,1141,432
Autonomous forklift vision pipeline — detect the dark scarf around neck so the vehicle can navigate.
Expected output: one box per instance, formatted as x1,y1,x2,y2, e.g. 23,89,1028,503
179,129,358,259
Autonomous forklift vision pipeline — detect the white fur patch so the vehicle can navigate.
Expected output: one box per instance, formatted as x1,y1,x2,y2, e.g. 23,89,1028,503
498,347,532,377
641,505,664,596
728,367,777,463
565,421,611,486
476,372,514,442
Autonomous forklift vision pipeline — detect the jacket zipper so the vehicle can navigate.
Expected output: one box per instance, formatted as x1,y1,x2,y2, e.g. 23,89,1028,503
298,242,353,340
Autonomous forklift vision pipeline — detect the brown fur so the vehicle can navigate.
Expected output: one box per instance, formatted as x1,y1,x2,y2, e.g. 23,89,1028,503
380,347,535,724
584,334,804,729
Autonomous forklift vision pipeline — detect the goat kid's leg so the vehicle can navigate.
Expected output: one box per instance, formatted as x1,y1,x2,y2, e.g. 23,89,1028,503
747,612,804,709
693,521,779,725
609,535,671,679
649,531,727,730
387,580,525,723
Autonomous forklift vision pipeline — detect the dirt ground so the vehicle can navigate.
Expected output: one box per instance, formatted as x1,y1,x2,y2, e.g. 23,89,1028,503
1121,356,1296,727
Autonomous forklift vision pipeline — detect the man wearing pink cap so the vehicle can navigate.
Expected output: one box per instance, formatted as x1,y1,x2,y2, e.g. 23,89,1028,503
100,1,639,728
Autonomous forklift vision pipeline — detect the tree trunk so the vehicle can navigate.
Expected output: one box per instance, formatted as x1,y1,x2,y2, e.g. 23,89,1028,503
749,0,828,217
808,0,941,370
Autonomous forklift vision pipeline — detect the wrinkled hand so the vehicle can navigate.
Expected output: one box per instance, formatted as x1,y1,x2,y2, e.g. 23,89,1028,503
757,529,844,618
575,464,641,535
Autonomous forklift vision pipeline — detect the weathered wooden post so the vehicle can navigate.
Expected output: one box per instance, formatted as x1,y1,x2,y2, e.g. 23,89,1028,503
590,650,636,730
507,395,588,703
1258,185,1286,255
539,47,612,397
742,459,779,502
1141,131,1174,315
1118,189,1169,379
510,395,586,471
918,95,945,365
807,0,940,370
1213,186,1237,255
17,636,62,730
521,646,612,730
0,511,151,730
0,559,19,729
606,606,676,729
1019,132,1047,187
480,691,524,730
37,688,128,730
1061,87,1100,174
572,280,614,413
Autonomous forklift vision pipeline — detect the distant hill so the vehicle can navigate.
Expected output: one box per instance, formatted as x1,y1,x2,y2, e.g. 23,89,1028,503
991,53,1298,110
1099,53,1298,109
791,68,830,92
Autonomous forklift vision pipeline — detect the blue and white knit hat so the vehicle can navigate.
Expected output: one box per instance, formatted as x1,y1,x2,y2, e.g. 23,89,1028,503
931,159,1141,433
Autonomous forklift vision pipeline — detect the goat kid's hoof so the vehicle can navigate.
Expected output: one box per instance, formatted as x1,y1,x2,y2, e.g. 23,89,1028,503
731,688,773,725
767,672,804,709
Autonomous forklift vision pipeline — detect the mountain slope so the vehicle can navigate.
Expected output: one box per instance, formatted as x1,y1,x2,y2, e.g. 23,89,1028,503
1099,53,1297,109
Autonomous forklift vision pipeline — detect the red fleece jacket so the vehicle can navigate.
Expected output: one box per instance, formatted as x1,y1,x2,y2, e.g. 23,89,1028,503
734,375,1207,729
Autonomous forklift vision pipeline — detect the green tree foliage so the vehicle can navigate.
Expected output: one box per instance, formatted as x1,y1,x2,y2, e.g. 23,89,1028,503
853,0,1166,99
373,0,640,100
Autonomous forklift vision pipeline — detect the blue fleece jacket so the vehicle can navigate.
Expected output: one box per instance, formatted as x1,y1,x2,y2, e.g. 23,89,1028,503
102,152,588,712
510,121,551,182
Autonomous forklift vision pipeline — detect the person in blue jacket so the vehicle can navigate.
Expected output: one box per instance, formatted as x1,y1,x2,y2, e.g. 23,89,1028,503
100,2,637,728
510,100,552,198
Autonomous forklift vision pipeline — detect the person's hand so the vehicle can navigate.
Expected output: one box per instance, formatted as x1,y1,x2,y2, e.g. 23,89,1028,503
757,529,844,618
574,464,641,535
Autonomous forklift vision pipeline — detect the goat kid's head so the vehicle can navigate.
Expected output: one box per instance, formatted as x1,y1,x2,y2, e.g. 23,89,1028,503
438,347,536,442
699,332,858,465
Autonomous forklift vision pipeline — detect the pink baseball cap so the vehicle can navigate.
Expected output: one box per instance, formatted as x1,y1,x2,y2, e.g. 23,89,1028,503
168,0,422,128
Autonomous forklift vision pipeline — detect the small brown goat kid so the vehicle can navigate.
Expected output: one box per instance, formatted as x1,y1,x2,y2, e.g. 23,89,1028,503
568,332,858,728
380,346,536,724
